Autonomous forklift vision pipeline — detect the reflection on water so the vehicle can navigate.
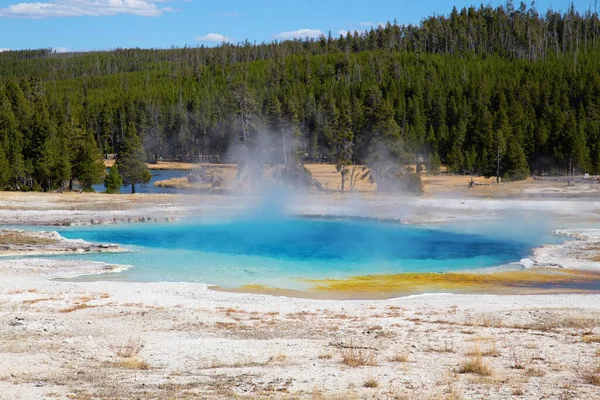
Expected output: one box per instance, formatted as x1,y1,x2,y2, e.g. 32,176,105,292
91,169,189,194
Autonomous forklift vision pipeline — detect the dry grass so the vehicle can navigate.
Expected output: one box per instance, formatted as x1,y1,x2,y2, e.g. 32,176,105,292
466,342,500,358
207,357,272,369
583,334,600,343
116,358,151,370
58,304,96,313
318,351,334,360
477,314,503,328
340,347,378,367
0,231,58,246
509,345,526,370
514,314,600,332
268,354,288,364
109,339,150,370
363,377,379,388
525,367,546,377
458,354,493,376
426,341,455,353
22,297,58,305
388,352,409,362
113,340,143,358
584,368,600,385
443,384,463,400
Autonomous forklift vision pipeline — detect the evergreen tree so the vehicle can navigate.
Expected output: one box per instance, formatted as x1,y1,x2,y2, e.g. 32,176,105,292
72,127,105,191
117,122,151,194
429,150,441,174
0,145,10,188
105,164,123,194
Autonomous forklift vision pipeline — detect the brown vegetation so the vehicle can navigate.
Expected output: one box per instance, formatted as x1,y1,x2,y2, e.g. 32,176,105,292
0,231,58,246
340,347,378,367
458,354,493,376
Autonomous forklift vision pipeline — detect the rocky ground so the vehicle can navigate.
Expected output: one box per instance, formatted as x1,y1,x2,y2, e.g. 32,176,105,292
2,271,600,399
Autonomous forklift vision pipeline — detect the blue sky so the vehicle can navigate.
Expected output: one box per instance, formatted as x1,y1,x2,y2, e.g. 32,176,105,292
0,0,593,53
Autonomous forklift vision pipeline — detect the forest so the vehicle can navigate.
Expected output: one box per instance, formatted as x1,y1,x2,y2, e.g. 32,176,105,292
0,1,599,192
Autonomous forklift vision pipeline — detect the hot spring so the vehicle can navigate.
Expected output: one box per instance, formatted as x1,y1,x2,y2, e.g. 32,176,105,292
52,216,562,291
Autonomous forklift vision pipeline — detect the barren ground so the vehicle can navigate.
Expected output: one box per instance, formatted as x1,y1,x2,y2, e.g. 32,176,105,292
0,178,599,399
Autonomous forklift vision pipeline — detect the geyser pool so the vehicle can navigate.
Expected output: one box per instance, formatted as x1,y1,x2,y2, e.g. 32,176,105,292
52,217,558,290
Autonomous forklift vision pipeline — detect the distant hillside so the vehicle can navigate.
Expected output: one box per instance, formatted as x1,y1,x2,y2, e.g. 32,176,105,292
0,2,599,191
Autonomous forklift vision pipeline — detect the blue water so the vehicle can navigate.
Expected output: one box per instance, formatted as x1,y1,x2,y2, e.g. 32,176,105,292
51,217,560,290
90,169,190,194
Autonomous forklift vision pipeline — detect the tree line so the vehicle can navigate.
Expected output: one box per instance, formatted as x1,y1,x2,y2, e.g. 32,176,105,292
1,2,600,193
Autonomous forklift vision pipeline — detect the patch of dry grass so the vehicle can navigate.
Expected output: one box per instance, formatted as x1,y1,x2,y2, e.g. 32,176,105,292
583,366,600,386
477,314,503,328
116,358,151,370
388,352,409,362
363,377,379,388
509,345,526,370
110,339,150,370
0,231,59,246
113,339,143,358
207,357,272,369
341,347,378,367
22,297,59,305
268,354,287,364
514,314,600,332
525,367,546,377
466,341,500,358
458,353,493,376
583,334,600,343
58,304,96,313
426,340,455,353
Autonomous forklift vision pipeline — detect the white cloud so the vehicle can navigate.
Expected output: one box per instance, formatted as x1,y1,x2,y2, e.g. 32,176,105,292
0,48,10,52
359,21,385,28
53,47,70,53
194,33,233,43
0,0,176,18
338,29,348,36
217,12,237,17
273,28,323,40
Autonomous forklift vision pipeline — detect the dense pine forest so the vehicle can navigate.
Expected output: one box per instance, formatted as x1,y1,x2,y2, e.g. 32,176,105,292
1,1,600,192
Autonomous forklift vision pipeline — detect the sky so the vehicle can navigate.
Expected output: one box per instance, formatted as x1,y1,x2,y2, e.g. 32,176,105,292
0,0,595,53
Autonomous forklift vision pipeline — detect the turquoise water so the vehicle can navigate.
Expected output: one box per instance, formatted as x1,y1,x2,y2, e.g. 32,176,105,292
50,216,560,290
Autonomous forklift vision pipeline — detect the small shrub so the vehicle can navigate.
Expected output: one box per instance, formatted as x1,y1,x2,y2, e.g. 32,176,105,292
118,358,150,370
388,352,409,362
115,340,143,358
525,367,545,377
363,377,379,388
584,367,600,386
341,347,377,367
458,355,492,376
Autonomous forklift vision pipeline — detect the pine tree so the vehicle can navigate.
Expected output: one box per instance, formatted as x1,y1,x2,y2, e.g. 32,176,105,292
0,145,10,188
117,122,151,194
72,128,105,191
429,150,441,174
104,164,123,194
